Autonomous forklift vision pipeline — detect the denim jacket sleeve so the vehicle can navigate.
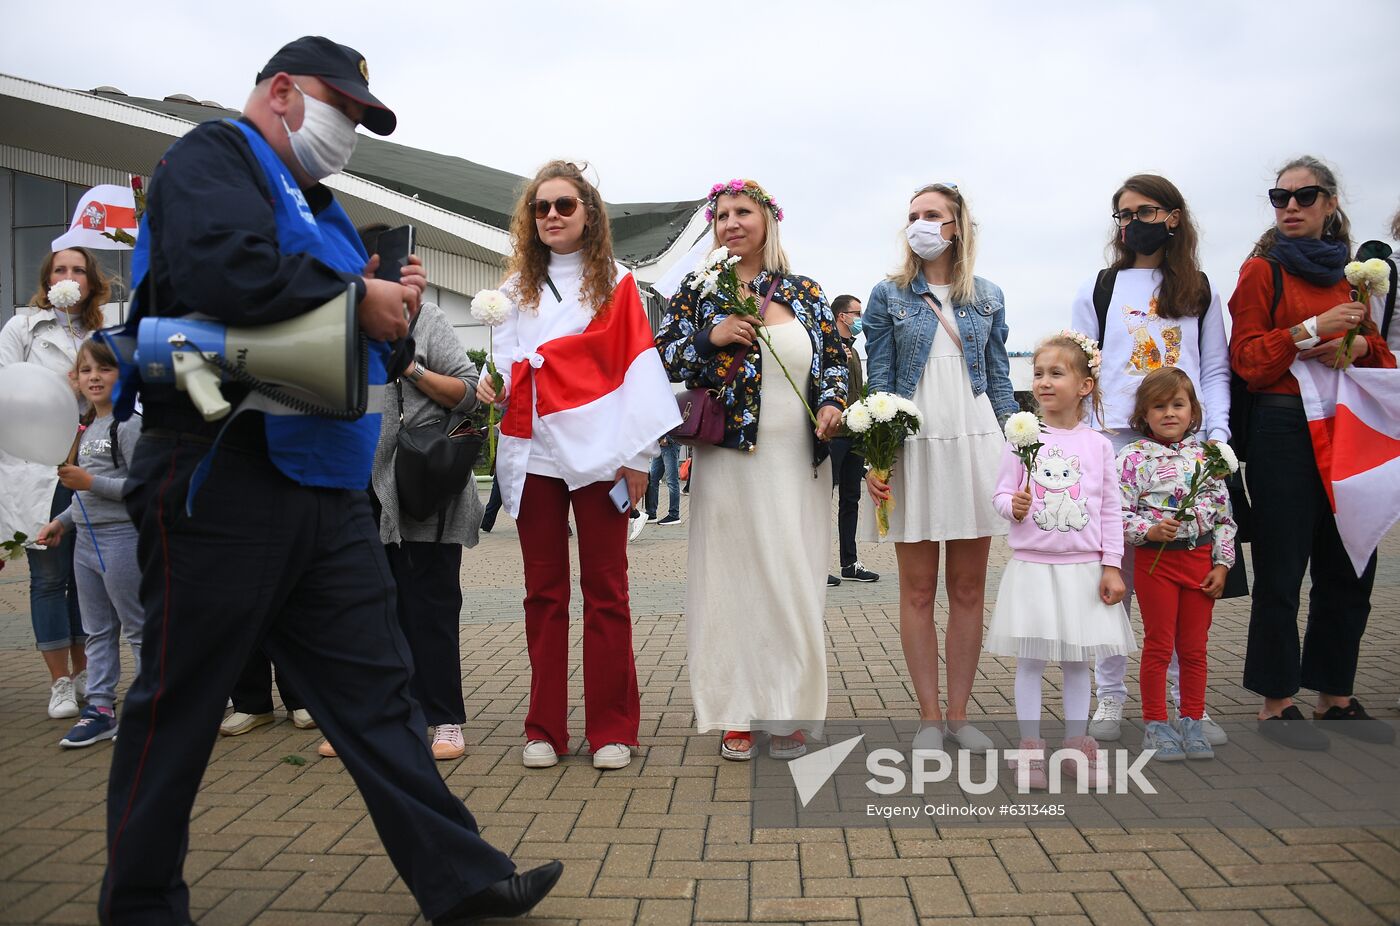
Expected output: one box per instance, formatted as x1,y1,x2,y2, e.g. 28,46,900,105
983,283,1017,422
862,281,894,394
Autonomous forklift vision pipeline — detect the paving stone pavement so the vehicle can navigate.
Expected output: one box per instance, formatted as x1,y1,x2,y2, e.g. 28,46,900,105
1,490,1397,925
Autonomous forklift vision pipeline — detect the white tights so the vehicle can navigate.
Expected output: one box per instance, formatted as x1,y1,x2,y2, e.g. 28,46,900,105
1015,658,1091,741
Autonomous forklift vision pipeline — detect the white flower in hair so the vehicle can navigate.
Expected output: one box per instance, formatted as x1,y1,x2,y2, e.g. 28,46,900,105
470,289,510,326
1003,411,1042,449
844,401,873,433
868,392,897,423
1054,329,1102,374
48,280,82,310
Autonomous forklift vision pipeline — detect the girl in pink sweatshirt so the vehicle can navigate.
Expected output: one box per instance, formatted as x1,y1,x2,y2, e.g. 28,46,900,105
987,331,1136,790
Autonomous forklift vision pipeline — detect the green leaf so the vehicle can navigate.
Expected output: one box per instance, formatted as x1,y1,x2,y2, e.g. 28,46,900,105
281,754,307,766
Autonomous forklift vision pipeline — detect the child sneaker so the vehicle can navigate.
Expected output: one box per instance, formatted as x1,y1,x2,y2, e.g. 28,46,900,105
1059,735,1112,790
431,724,466,760
48,676,79,719
60,705,117,748
1178,717,1215,760
1170,707,1228,747
1142,720,1185,761
1088,696,1124,741
1007,738,1048,791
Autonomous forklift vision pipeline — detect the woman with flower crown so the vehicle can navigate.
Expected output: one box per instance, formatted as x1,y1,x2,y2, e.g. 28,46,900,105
860,183,1017,755
0,248,110,720
656,179,848,761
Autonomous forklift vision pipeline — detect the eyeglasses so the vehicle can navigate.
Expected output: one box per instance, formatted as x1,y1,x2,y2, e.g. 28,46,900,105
1112,205,1173,227
530,196,583,219
1267,186,1326,209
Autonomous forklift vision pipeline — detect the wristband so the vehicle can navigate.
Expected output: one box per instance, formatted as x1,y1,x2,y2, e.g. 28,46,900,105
1294,315,1321,350
406,363,428,383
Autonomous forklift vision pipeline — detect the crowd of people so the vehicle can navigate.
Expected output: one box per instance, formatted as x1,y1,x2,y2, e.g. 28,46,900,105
0,32,1396,926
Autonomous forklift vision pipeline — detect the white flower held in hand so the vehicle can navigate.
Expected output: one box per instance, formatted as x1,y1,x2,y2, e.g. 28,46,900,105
867,393,897,423
844,401,873,433
1211,441,1239,474
48,280,82,310
470,289,510,326
1003,411,1041,449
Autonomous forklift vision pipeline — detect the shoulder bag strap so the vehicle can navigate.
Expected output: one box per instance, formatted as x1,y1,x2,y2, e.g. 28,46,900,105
918,292,964,353
719,273,782,385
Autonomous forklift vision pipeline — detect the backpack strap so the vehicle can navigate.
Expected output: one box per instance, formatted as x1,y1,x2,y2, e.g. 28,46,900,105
1266,258,1283,323
1384,261,1398,339
1092,268,1117,348
109,418,125,470
1197,271,1211,355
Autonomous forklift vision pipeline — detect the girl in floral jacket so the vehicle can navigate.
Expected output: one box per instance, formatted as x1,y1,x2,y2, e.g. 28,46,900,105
1117,367,1236,762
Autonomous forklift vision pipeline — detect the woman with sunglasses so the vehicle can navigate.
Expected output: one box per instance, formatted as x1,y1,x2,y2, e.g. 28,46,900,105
861,183,1016,754
477,160,677,771
1231,155,1395,751
1069,174,1232,748
655,179,847,761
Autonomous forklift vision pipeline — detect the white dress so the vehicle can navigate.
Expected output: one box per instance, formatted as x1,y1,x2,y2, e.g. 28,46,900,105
860,285,1007,543
686,319,830,736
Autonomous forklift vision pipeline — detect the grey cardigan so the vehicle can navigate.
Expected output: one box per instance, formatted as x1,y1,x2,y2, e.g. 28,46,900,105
371,303,483,547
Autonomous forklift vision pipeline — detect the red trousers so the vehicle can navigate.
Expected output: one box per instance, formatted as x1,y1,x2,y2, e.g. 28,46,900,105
1134,544,1216,723
517,474,639,754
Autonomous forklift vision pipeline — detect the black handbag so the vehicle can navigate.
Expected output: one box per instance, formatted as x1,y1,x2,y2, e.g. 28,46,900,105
393,379,485,538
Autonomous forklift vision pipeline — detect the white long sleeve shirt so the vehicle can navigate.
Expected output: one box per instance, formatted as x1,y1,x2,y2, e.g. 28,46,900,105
1070,269,1232,443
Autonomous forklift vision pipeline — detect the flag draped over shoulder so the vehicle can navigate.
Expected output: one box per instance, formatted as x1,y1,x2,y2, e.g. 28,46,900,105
497,272,681,519
1290,359,1400,575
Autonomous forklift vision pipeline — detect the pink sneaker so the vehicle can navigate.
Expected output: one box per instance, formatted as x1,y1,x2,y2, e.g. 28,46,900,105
1007,738,1048,791
1059,735,1112,790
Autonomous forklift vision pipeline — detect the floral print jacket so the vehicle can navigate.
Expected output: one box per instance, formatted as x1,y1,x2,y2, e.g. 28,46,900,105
655,270,849,461
1116,436,1236,567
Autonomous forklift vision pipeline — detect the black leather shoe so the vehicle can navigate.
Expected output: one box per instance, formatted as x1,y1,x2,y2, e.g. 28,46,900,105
1313,698,1395,744
1257,705,1329,751
435,861,564,923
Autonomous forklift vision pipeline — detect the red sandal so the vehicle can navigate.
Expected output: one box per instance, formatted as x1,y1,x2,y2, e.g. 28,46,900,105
721,731,753,761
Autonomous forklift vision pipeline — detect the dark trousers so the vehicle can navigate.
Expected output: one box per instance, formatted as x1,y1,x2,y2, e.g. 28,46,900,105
1243,403,1377,699
101,437,513,925
229,649,303,714
645,443,681,519
480,476,502,531
828,437,864,568
517,474,639,754
386,541,466,726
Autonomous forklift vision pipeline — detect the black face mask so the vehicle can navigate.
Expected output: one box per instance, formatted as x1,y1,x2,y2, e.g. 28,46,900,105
1123,218,1172,255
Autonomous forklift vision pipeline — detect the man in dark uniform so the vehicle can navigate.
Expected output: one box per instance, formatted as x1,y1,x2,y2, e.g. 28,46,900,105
827,295,879,587
101,37,560,925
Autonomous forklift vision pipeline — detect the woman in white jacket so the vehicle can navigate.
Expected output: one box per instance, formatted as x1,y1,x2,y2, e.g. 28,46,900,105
0,247,110,719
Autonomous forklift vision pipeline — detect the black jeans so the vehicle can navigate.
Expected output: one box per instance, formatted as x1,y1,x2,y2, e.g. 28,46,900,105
828,437,865,568
101,436,513,924
386,541,466,726
1243,403,1377,699
229,648,303,714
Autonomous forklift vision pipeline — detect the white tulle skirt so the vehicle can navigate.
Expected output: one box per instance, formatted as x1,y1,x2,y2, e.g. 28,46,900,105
985,559,1137,663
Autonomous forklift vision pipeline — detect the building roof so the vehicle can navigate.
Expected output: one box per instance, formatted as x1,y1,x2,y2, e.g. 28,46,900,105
90,91,702,267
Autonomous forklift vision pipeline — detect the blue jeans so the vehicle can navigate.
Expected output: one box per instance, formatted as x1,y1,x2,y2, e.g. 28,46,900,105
28,485,83,652
645,444,680,519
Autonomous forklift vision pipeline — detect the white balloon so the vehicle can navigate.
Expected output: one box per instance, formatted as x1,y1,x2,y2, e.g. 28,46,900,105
0,362,81,465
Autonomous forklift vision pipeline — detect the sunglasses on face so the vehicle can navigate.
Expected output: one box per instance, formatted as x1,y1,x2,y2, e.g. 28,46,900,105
531,196,583,219
1268,186,1326,209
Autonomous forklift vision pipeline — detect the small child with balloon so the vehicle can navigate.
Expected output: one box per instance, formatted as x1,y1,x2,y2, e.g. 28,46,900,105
36,339,144,749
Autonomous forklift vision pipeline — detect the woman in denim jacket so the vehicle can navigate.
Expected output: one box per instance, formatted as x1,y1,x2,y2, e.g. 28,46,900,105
656,179,847,763
862,183,1016,754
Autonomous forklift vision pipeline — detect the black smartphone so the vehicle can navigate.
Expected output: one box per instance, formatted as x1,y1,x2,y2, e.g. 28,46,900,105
373,224,415,283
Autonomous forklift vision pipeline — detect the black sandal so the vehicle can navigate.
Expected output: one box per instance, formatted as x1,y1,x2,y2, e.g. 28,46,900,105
1257,705,1329,751
1312,698,1396,745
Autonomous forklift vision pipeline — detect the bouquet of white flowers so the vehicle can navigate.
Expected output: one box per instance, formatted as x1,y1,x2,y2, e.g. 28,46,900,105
1338,258,1391,368
470,289,511,470
844,391,921,537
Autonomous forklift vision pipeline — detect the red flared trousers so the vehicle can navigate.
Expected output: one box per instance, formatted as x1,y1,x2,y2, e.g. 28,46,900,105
517,474,639,754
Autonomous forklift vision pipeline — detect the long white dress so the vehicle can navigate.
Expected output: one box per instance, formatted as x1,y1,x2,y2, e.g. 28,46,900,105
859,284,1006,543
686,319,830,736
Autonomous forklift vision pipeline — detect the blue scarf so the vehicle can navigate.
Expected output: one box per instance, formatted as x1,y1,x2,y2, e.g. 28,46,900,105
1269,233,1348,287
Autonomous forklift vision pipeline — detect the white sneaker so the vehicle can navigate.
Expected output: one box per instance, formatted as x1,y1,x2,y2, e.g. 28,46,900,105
628,513,646,543
592,743,631,770
523,739,559,768
1089,697,1124,742
289,709,316,730
48,676,79,719
1171,707,1228,747
73,668,88,701
219,711,274,736
432,724,466,760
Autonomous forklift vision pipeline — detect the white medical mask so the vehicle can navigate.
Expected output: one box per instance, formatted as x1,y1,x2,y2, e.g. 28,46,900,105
282,83,358,180
905,218,954,261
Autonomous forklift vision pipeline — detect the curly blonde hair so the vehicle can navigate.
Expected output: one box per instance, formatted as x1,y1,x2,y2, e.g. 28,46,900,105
505,160,617,315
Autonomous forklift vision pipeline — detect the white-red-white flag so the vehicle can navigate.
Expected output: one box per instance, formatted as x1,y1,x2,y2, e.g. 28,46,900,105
497,272,680,518
50,184,137,252
1291,359,1400,575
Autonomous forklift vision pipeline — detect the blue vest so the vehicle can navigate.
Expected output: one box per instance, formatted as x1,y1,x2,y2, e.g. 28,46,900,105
132,120,389,490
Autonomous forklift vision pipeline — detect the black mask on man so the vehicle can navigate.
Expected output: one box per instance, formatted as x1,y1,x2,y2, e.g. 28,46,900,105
1123,219,1172,255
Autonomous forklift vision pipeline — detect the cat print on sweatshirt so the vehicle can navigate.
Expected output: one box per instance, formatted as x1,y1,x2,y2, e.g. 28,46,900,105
1030,447,1090,532
1123,296,1181,374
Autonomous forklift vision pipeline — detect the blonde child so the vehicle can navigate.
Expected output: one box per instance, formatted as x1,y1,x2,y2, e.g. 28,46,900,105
988,331,1135,789
36,340,143,748
1117,367,1235,760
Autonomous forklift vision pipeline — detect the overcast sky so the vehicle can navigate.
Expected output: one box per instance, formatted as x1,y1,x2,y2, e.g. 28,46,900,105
5,0,1398,348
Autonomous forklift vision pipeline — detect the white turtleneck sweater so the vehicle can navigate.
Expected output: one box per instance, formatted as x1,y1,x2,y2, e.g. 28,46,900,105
492,249,654,479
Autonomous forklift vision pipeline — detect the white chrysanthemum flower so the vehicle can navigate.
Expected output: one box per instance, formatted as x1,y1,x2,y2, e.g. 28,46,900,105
1364,258,1392,293
845,402,873,432
1003,411,1041,448
47,280,82,310
704,247,730,269
469,289,510,326
868,392,897,423
725,254,742,267
1344,261,1366,286
1212,441,1239,473
895,396,920,418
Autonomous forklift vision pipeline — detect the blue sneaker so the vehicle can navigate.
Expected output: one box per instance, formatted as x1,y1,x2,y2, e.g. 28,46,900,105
59,705,117,748
1142,720,1185,761
1178,717,1215,760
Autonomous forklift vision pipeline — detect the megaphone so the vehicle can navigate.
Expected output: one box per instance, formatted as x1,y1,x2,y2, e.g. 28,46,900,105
110,285,364,422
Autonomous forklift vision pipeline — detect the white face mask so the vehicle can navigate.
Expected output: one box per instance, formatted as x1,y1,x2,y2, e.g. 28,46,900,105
282,83,358,180
905,218,954,261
